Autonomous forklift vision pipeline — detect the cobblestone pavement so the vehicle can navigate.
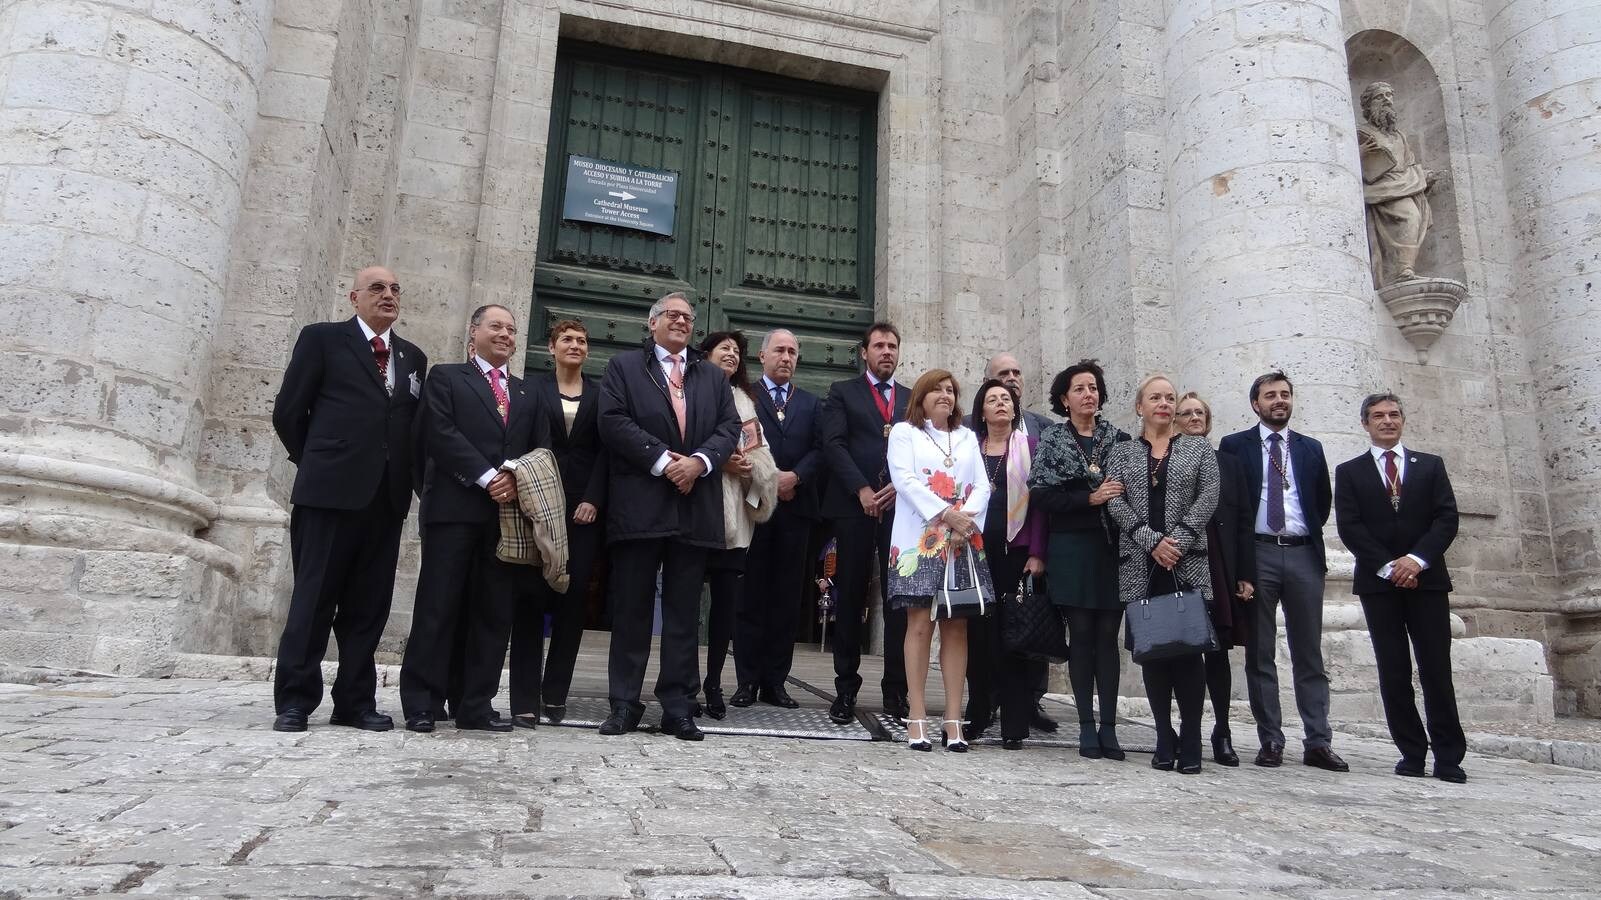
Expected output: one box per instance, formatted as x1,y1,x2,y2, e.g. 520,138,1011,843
2,678,1600,898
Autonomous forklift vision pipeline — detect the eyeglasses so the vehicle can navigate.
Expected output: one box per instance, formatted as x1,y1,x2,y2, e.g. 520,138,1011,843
658,310,695,323
365,282,402,296
1175,409,1207,418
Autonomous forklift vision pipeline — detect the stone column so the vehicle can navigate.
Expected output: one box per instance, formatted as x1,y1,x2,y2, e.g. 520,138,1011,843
1486,0,1601,712
0,0,272,673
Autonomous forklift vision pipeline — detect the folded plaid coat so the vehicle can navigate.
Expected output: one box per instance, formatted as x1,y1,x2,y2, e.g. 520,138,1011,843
496,448,570,591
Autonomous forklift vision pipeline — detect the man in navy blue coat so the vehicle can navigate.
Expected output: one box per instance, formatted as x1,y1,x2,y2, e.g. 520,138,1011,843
1218,371,1347,773
731,328,823,709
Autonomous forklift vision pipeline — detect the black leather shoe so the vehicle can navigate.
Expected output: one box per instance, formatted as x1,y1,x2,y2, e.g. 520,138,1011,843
662,717,704,741
1177,761,1202,775
329,710,393,732
884,693,910,720
729,684,758,707
512,714,538,730
759,685,800,709
1031,703,1059,734
404,712,435,733
598,705,640,736
272,708,308,732
828,694,856,725
1303,746,1350,772
963,718,991,742
1001,738,1023,751
542,703,565,725
1212,731,1240,767
702,685,727,720
1433,764,1468,784
1395,758,1426,777
1255,744,1284,768
457,717,513,733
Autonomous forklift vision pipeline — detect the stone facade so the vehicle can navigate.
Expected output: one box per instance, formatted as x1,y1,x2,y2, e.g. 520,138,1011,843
0,0,1596,714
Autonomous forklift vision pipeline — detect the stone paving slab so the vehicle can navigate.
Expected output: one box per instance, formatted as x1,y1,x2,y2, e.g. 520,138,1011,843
1,677,1599,899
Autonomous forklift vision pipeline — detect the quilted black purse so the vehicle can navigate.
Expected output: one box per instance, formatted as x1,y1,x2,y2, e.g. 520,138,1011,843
1001,574,1068,663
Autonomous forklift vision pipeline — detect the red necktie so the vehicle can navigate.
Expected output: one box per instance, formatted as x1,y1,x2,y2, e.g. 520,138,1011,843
666,355,687,439
370,336,391,395
1383,450,1400,509
488,368,508,424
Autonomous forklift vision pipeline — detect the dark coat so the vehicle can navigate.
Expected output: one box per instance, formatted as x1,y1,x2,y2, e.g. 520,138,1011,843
1218,426,1333,573
752,380,824,521
415,361,539,525
597,341,740,547
1334,449,1458,595
818,374,909,519
529,373,608,514
1206,451,1256,648
272,317,427,515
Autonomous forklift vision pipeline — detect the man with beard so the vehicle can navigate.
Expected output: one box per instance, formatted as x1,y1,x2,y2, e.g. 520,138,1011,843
596,292,741,741
819,322,910,724
1218,372,1346,772
1357,81,1438,286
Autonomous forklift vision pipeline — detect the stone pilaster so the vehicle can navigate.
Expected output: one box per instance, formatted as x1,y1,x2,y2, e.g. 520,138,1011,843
1486,0,1601,712
0,0,273,673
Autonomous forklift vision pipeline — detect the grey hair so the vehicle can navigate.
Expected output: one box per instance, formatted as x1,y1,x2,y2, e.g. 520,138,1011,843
648,291,692,322
1360,81,1393,116
1360,392,1405,422
762,328,798,351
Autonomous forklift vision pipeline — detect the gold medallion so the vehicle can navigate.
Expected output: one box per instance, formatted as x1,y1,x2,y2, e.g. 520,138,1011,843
777,410,786,422
883,424,892,437
1089,463,1101,475
944,456,954,468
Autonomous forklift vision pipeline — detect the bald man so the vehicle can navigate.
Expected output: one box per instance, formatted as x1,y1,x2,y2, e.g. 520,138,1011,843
270,265,428,733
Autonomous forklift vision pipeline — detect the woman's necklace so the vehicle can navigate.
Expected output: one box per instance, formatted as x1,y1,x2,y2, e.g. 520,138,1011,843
984,428,1009,489
1147,441,1170,489
1071,419,1101,475
924,424,955,468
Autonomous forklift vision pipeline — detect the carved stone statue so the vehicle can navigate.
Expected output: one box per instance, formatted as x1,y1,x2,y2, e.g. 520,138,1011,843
1357,82,1437,287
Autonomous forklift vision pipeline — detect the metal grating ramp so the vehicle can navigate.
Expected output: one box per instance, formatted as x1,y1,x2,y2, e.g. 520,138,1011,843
872,713,1159,753
547,696,875,741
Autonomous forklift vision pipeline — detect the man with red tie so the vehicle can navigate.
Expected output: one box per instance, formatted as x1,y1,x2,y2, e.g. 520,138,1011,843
398,304,539,733
596,292,741,741
1335,393,1466,783
270,265,427,733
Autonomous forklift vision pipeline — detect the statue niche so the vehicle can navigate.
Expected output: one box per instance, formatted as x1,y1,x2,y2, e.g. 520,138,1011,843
1358,81,1436,287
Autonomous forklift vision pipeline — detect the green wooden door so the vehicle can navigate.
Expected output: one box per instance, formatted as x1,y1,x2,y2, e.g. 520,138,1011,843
529,43,876,393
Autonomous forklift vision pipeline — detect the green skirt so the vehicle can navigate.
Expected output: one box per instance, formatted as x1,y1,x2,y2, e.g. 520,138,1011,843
1046,529,1120,610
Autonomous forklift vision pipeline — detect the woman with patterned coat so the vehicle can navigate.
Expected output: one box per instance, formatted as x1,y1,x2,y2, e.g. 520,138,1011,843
1105,374,1220,774
885,369,992,752
1028,360,1130,759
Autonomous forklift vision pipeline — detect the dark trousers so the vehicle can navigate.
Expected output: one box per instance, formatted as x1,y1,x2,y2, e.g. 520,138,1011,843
828,513,905,702
702,548,747,691
734,510,811,690
508,519,603,715
1204,649,1234,737
398,522,518,722
274,476,403,716
1142,653,1206,766
1360,590,1465,768
1063,606,1122,726
968,543,1039,740
607,537,709,721
1245,542,1332,750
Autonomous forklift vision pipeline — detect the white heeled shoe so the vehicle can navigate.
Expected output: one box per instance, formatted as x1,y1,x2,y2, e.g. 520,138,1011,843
943,719,970,753
906,718,934,752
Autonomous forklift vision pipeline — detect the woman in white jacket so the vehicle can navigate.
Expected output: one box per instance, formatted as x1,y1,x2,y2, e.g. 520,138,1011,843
695,331,778,719
885,369,992,752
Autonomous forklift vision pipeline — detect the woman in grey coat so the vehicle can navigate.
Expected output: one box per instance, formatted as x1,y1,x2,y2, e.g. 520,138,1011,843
1105,375,1220,773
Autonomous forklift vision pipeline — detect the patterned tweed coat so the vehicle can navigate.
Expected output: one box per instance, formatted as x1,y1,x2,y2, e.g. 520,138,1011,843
1104,433,1220,606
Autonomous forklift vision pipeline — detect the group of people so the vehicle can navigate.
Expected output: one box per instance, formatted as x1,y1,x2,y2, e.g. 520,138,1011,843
269,269,1468,784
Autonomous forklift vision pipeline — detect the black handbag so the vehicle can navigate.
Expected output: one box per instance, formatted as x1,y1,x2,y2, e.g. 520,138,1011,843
1127,588,1219,663
1001,574,1068,663
931,546,990,621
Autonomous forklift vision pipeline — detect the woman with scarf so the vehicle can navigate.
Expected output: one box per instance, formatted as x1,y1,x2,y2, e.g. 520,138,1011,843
1028,360,1130,759
964,379,1049,749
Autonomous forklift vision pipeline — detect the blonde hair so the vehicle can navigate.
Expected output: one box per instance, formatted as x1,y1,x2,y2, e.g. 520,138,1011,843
1132,374,1175,411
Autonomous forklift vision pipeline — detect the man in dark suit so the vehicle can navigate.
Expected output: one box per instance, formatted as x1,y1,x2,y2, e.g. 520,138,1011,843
597,292,740,741
730,328,822,710
270,266,426,733
819,322,910,724
398,304,538,734
1218,371,1347,772
1335,392,1466,783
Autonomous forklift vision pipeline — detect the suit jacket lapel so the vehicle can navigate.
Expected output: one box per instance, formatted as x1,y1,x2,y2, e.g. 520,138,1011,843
387,337,414,406
757,381,785,433
1239,429,1264,511
572,375,599,439
466,362,506,430
345,319,388,396
1355,451,1391,512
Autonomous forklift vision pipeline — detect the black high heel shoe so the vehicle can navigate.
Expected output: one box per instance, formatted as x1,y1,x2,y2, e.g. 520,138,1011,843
942,719,969,753
1098,723,1126,761
702,684,727,720
906,718,933,752
1212,728,1239,767
1151,727,1176,771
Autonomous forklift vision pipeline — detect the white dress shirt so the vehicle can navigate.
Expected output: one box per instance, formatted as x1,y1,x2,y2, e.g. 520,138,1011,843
355,316,395,393
648,343,713,479
1254,422,1308,536
471,354,512,489
1370,442,1428,569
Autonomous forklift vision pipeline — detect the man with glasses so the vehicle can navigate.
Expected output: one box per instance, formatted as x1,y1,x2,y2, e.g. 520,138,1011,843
270,266,427,732
596,293,741,740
